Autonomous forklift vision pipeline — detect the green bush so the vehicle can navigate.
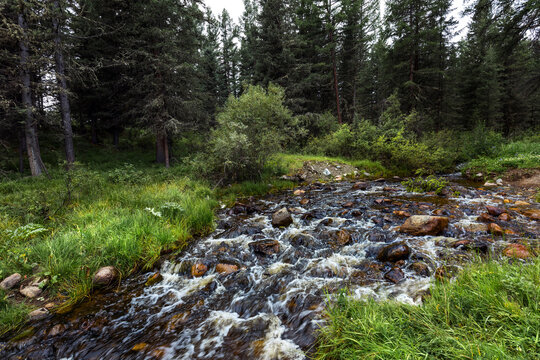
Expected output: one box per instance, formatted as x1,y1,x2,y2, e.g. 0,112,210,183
402,172,450,195
106,163,148,184
208,84,294,182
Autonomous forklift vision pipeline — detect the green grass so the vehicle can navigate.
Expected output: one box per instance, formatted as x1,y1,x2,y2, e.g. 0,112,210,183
463,137,540,175
316,259,540,360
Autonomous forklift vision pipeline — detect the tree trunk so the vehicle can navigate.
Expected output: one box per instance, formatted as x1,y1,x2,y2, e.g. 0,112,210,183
18,9,46,177
112,128,120,146
52,0,75,165
18,130,26,174
327,1,342,124
156,130,168,166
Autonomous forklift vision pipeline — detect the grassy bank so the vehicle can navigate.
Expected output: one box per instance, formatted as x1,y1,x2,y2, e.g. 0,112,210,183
316,259,540,359
463,135,540,176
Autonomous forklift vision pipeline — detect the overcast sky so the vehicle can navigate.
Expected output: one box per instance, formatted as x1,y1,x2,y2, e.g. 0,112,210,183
205,0,470,40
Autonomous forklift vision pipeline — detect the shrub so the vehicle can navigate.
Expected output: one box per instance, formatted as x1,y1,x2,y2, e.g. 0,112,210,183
402,171,449,195
106,163,148,184
208,84,294,182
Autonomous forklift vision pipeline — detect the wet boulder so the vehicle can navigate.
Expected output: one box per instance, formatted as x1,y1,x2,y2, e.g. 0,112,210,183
488,223,504,236
145,272,163,286
410,262,430,277
249,240,280,256
377,242,411,262
191,263,208,277
92,266,120,287
498,213,512,222
352,182,368,190
477,213,496,223
335,230,351,246
520,209,540,221
384,267,405,284
0,273,22,290
486,206,505,217
271,207,293,227
216,263,239,274
399,215,449,236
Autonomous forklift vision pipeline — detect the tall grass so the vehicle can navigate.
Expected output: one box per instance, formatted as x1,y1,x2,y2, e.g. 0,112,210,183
316,259,540,359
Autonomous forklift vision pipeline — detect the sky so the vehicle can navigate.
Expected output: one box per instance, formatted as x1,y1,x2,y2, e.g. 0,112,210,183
206,0,245,20
205,0,470,41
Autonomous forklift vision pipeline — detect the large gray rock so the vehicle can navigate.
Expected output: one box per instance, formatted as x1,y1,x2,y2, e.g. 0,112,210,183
92,266,120,287
20,286,42,298
28,308,49,321
0,273,22,290
271,208,293,227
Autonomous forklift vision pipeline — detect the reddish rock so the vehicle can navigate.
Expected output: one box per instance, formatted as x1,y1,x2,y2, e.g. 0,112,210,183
498,213,511,221
419,205,431,211
399,216,449,236
216,264,239,274
377,242,411,262
293,189,306,196
342,201,354,208
520,209,540,221
488,223,504,236
299,198,309,206
351,210,362,217
451,240,472,249
352,182,368,190
433,209,445,216
503,244,532,259
477,213,496,223
486,206,505,217
393,210,411,217
384,268,405,284
249,240,280,256
191,263,208,277
514,201,530,206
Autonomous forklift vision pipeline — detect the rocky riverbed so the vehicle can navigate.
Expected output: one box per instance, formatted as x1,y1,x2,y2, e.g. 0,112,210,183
1,175,538,359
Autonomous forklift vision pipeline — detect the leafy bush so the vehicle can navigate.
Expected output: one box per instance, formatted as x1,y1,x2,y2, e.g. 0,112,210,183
402,172,449,195
106,163,147,184
208,84,294,182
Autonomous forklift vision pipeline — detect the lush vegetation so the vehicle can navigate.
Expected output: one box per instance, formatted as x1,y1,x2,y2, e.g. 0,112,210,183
316,259,540,360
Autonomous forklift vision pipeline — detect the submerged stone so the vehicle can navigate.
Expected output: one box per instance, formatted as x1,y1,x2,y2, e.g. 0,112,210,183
271,207,293,227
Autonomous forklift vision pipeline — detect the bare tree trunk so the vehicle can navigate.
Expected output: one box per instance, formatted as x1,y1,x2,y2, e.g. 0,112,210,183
18,9,47,177
91,118,98,144
112,128,120,146
156,130,166,164
18,129,26,174
327,1,342,124
52,0,75,165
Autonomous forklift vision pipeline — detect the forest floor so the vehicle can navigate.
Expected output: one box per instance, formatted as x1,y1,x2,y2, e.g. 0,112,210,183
0,139,539,343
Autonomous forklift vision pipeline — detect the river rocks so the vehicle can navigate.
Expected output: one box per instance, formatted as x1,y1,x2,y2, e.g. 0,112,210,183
299,198,309,206
0,273,22,290
28,308,49,321
377,242,411,262
48,324,65,337
477,213,496,223
191,263,208,277
520,209,540,221
272,208,293,227
249,240,280,256
459,222,488,233
503,244,533,259
393,210,411,217
384,267,405,283
293,189,305,196
92,266,120,287
352,182,368,190
399,215,449,236
216,263,239,274
145,272,163,286
488,223,504,235
514,201,530,206
342,201,354,208
498,213,511,221
486,205,505,216
20,286,42,298
410,262,430,277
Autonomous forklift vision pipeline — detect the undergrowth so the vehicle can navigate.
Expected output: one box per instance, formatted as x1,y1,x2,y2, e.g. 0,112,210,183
316,259,540,360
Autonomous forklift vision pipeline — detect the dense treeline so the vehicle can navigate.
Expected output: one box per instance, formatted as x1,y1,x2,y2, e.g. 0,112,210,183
0,0,538,177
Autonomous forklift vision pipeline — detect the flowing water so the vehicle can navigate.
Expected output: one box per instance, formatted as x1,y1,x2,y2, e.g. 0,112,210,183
1,176,538,359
